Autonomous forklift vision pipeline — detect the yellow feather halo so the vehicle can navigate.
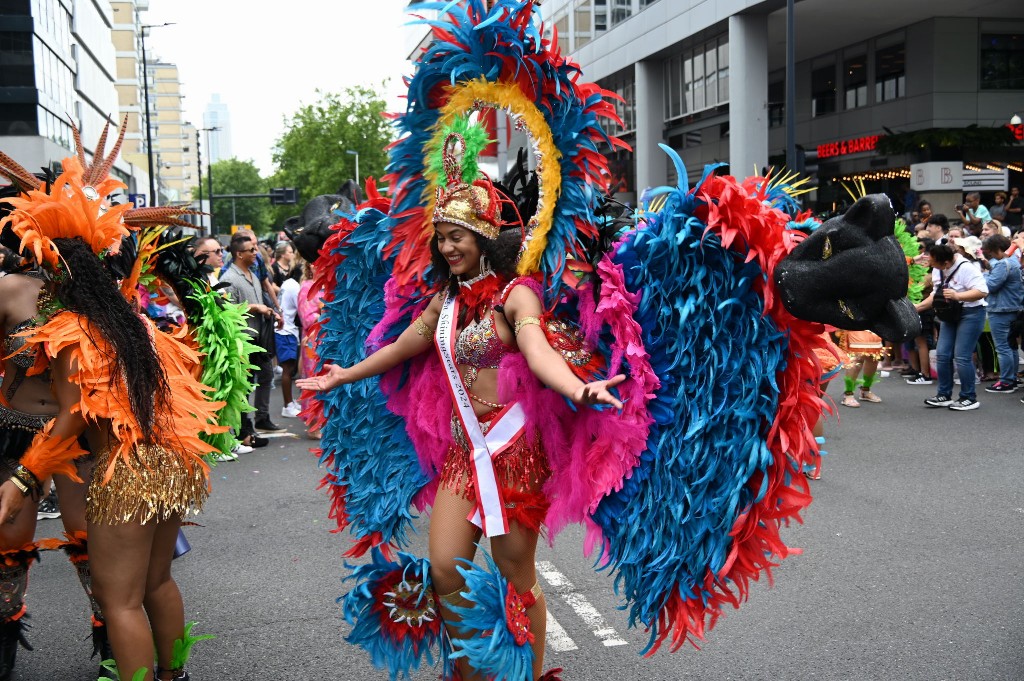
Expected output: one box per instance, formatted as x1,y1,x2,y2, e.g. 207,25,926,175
425,79,563,276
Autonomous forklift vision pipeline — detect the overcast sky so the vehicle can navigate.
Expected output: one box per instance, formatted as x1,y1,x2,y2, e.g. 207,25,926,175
142,0,418,175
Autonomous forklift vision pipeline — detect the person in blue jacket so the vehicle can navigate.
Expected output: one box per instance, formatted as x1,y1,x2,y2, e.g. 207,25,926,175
981,234,1024,392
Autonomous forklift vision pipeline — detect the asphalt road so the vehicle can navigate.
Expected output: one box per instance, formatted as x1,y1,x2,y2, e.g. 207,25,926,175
14,374,1024,680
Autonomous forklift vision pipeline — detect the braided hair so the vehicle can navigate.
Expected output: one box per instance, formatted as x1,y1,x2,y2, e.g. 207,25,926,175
52,237,170,441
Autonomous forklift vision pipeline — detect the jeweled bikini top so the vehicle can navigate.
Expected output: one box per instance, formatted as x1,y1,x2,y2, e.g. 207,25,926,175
455,313,512,369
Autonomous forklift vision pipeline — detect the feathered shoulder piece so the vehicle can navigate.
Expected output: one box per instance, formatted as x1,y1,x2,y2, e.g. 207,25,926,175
18,310,225,482
387,0,627,301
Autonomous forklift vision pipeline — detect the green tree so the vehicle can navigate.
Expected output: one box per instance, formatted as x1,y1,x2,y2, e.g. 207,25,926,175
269,85,394,226
195,158,271,234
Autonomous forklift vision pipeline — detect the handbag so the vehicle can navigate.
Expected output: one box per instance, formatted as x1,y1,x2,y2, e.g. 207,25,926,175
933,262,964,323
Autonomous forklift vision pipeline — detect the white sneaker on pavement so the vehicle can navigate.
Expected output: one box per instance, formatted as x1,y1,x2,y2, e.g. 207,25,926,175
281,402,301,418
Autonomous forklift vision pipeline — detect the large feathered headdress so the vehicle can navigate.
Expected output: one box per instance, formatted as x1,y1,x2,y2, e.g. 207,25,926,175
387,0,627,300
0,116,200,271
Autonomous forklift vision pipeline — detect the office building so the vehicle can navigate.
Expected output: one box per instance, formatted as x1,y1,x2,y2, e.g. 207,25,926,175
543,0,1024,211
0,0,147,194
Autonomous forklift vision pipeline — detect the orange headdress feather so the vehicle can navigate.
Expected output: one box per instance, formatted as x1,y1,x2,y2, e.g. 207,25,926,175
0,171,132,269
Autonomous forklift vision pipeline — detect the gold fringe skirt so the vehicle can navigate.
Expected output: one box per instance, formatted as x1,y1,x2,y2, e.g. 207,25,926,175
837,330,885,361
87,444,209,525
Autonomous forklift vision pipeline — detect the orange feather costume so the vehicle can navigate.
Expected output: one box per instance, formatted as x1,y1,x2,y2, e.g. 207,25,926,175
0,119,225,524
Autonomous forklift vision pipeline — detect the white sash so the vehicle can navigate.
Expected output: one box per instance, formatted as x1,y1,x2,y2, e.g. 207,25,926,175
435,294,526,537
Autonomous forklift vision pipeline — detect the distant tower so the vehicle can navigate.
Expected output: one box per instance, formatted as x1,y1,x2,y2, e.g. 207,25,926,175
203,94,233,163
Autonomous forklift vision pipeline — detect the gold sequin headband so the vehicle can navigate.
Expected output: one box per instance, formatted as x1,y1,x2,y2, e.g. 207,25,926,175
432,133,503,240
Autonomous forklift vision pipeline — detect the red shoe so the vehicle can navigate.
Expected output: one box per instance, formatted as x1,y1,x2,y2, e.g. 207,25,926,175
539,669,564,681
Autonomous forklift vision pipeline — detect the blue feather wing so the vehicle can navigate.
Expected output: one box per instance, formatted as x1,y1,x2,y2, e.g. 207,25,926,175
590,170,789,653
315,206,430,551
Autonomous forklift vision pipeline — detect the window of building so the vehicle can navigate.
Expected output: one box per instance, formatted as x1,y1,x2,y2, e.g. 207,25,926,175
705,42,718,108
0,0,31,14
768,77,784,127
875,42,905,102
980,33,1024,90
811,63,836,117
604,74,636,135
717,41,729,104
574,0,594,48
0,31,34,87
0,103,36,136
666,53,682,119
553,12,569,54
640,0,659,7
663,35,729,121
843,52,867,109
610,0,631,27
594,0,607,33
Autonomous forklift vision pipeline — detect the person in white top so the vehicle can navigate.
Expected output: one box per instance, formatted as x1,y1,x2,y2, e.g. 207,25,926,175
915,244,989,410
276,270,302,418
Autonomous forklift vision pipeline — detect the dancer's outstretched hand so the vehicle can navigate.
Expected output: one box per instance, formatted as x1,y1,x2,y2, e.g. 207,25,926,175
572,374,626,409
295,364,351,392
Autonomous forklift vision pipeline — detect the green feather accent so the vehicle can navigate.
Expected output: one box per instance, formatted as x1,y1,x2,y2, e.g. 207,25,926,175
187,281,261,462
97,662,148,681
425,115,493,185
170,620,215,670
894,217,928,303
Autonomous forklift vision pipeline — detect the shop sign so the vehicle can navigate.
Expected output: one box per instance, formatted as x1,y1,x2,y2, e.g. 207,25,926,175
817,135,882,159
963,168,1008,191
910,161,963,192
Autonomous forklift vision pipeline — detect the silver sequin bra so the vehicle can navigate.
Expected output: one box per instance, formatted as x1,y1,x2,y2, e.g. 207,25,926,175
454,314,512,369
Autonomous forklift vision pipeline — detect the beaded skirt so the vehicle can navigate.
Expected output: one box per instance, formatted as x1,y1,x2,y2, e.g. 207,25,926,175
439,409,551,532
87,443,209,525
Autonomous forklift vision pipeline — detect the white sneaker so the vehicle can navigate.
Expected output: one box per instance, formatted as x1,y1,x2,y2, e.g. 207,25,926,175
215,450,239,462
281,403,301,418
231,444,253,455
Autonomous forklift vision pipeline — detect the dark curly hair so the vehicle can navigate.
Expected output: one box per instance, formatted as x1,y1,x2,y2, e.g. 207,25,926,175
429,226,522,297
52,237,170,441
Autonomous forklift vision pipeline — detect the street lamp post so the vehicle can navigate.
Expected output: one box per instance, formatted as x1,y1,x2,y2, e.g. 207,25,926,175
784,0,796,170
346,149,359,186
201,126,221,235
139,21,174,207
195,128,205,234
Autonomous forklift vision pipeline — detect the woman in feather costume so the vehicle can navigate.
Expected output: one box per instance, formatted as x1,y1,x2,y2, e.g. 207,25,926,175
0,180,115,679
296,3,919,680
299,131,623,679
0,122,224,681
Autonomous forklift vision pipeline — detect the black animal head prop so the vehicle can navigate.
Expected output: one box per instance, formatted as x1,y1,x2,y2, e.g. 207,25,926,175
284,189,357,264
774,194,921,343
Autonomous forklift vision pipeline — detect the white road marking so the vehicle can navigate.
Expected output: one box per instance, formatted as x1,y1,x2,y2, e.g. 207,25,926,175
544,609,578,652
536,561,628,647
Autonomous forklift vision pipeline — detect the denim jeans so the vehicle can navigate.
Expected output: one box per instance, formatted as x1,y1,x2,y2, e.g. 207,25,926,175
936,305,986,400
987,311,1020,383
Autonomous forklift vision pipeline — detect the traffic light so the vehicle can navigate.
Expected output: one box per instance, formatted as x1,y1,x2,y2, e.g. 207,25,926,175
796,145,819,184
269,187,299,205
